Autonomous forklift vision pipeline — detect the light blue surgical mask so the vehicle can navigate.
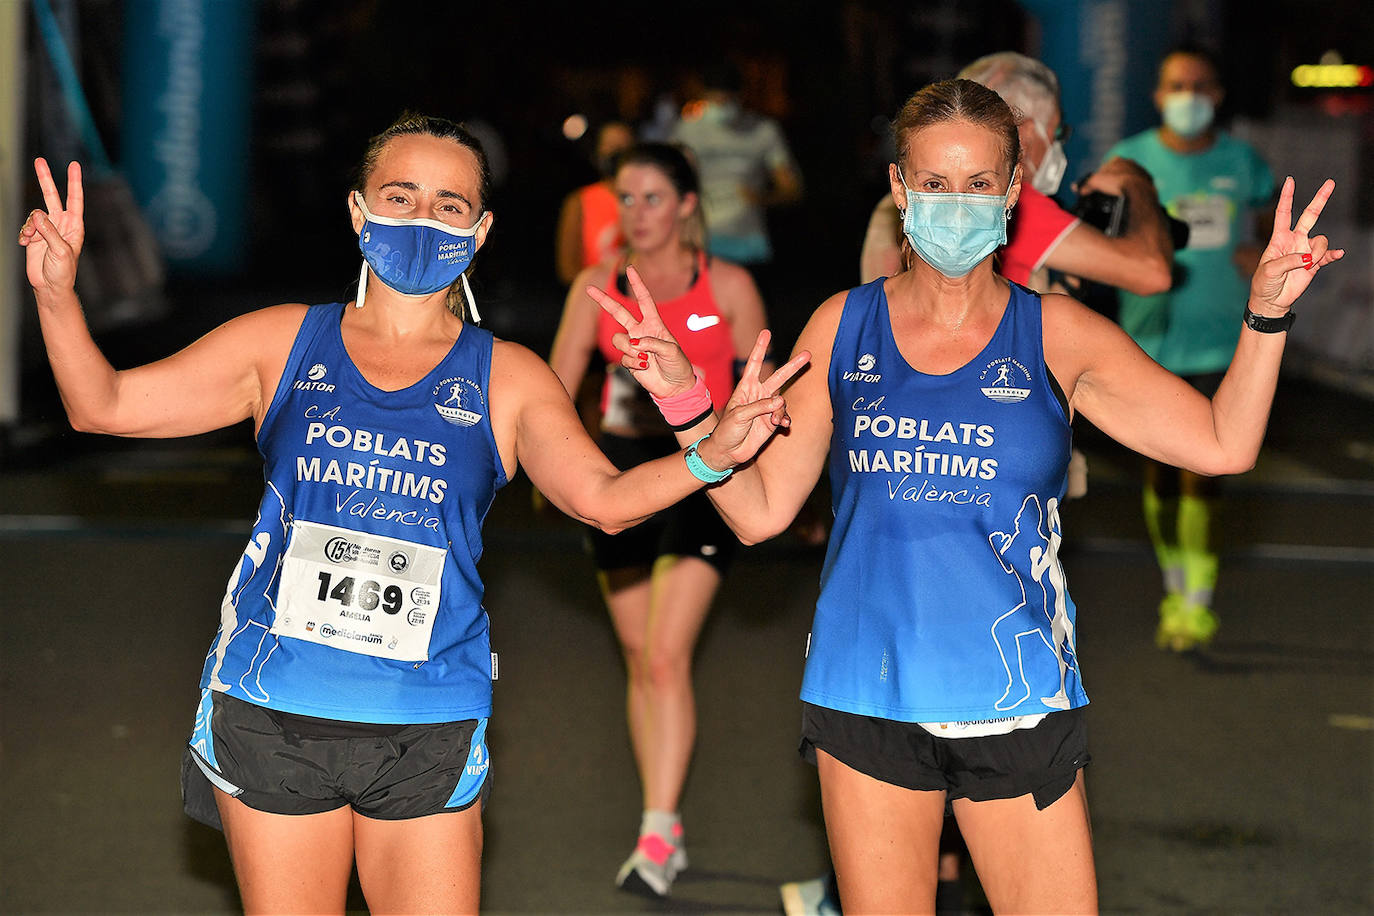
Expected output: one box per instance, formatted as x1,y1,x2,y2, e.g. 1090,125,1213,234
898,167,1011,278
1161,91,1214,139
353,193,488,320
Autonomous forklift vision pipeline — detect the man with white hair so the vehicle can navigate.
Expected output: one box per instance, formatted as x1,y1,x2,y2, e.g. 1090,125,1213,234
860,51,1174,298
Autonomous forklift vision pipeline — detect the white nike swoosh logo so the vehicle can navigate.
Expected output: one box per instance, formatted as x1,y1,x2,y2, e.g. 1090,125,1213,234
686,313,721,331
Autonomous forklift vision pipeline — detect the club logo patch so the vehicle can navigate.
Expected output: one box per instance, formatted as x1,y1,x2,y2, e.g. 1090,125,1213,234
433,376,485,426
979,357,1031,403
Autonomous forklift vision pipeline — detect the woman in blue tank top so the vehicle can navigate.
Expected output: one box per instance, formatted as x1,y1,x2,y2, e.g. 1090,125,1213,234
593,79,1341,913
20,114,807,913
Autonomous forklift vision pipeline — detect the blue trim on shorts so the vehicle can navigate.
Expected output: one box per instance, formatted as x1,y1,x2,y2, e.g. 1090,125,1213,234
189,687,219,769
446,717,490,808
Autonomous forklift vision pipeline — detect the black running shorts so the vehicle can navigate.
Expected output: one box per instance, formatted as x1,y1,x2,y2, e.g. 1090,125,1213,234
799,703,1089,810
182,691,491,829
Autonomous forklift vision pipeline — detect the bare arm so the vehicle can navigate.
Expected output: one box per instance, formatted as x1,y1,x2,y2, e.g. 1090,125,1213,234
491,338,798,534
1048,178,1342,475
554,190,584,287
709,259,770,366
547,263,609,398
19,158,298,438
589,267,834,545
686,303,836,544
1048,157,1173,295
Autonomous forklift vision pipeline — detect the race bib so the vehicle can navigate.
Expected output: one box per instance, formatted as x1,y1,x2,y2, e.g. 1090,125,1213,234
272,520,445,662
1173,194,1231,250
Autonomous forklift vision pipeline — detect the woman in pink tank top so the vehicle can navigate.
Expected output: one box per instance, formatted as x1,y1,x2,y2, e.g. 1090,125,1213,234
549,142,769,897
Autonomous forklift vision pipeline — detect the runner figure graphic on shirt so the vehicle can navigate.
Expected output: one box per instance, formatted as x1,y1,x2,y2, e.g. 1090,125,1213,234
987,493,1079,710
445,383,465,406
992,364,1012,387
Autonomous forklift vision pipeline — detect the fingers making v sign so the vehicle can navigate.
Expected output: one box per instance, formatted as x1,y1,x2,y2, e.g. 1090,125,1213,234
584,264,698,399
585,264,811,470
18,158,86,294
1249,177,1344,314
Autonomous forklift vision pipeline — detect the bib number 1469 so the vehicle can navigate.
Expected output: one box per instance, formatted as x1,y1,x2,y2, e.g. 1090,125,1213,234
316,571,403,615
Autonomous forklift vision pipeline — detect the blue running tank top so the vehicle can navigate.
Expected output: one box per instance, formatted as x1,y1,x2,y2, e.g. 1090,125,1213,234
800,280,1087,722
199,303,508,723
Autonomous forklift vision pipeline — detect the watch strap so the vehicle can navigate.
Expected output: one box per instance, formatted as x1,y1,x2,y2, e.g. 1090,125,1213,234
1243,305,1295,333
684,435,733,483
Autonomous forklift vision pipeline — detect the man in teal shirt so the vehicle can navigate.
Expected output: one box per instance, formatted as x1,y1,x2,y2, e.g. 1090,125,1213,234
1106,45,1275,652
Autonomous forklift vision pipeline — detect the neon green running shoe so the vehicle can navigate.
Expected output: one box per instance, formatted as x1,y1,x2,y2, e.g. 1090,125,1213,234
1156,594,1218,652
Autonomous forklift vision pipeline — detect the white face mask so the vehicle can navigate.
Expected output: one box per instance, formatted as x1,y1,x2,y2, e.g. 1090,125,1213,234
1161,92,1215,139
1030,120,1067,196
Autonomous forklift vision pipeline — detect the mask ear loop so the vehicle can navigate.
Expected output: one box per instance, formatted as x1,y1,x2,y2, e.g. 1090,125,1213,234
461,272,481,324
355,260,368,309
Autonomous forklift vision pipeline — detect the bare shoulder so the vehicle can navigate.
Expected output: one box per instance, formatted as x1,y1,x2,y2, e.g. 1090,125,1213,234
492,338,562,389
573,261,615,296
1040,291,1121,343
801,289,850,338
790,289,850,368
197,302,311,357
706,257,756,294
706,257,764,320
211,301,310,341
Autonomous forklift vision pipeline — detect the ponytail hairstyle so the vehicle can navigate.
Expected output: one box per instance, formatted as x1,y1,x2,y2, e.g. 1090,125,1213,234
354,112,492,321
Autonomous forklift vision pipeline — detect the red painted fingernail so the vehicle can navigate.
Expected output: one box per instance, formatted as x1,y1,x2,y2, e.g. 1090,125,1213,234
629,338,639,345
638,360,648,369
1301,252,1312,263
637,352,647,360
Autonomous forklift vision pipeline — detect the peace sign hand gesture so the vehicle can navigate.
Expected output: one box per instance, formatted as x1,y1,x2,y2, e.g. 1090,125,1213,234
585,264,698,399
18,159,86,295
701,329,811,470
1249,177,1344,314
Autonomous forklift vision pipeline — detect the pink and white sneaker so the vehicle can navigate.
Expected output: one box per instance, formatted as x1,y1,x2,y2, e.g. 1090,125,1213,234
615,827,687,897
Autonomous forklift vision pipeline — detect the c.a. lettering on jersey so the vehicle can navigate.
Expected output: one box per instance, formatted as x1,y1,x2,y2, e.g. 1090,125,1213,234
304,403,343,422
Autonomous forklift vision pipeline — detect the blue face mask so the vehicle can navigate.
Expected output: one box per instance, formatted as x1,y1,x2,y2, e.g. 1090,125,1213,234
353,193,487,318
898,168,1011,278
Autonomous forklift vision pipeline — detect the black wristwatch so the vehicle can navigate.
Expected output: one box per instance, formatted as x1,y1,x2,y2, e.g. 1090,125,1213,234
1243,305,1296,334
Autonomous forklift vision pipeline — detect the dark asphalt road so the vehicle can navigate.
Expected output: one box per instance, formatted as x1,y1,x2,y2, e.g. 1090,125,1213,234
1,374,1370,914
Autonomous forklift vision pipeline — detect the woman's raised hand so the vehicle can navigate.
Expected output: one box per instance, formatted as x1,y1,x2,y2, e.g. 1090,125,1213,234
705,329,811,468
585,264,697,398
1250,177,1344,313
18,159,86,294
